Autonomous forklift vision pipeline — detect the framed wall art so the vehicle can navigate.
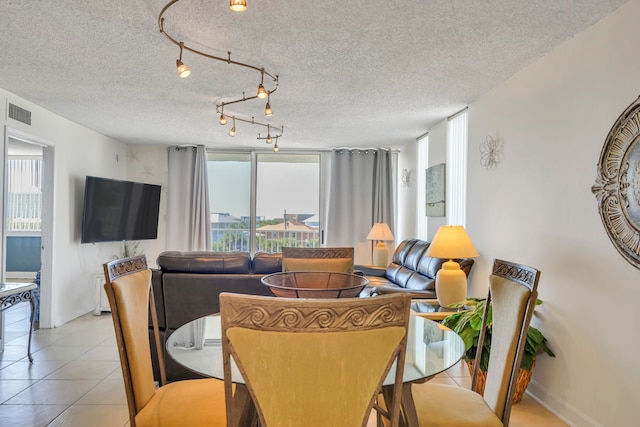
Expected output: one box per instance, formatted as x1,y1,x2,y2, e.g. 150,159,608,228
592,95,640,269
425,163,445,217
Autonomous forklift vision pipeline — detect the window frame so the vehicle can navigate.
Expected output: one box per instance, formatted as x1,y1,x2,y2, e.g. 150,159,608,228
207,149,325,254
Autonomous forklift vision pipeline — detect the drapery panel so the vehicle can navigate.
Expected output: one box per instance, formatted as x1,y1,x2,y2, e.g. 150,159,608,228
166,145,210,349
326,148,396,265
166,145,211,252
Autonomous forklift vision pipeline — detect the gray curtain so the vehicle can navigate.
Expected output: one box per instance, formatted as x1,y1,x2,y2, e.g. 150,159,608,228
166,145,211,252
326,148,396,265
166,145,210,349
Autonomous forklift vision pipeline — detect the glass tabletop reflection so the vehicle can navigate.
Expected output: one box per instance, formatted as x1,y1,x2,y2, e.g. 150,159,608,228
166,312,464,385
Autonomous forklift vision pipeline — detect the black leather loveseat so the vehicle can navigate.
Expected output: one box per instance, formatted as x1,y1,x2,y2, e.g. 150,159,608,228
357,238,474,299
150,251,282,382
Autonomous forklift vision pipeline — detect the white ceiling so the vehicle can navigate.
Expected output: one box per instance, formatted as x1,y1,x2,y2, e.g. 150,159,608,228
0,0,627,150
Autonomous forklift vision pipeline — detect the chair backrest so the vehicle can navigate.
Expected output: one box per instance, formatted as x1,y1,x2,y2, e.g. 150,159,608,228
472,258,541,425
220,292,411,427
103,255,166,426
281,246,354,273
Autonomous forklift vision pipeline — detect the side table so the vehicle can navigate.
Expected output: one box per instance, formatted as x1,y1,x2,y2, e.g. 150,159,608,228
0,282,37,362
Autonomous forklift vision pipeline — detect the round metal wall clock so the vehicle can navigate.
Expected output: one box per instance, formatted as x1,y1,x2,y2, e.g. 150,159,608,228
592,95,640,269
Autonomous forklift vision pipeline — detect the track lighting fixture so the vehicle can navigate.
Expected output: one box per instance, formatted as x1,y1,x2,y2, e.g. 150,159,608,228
159,0,284,147
176,42,190,78
230,0,247,12
257,70,268,99
273,140,279,152
266,126,273,144
265,95,273,116
229,118,236,136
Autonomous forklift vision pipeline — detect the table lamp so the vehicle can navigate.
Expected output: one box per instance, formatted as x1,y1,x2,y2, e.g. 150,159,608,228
367,223,395,267
425,225,479,307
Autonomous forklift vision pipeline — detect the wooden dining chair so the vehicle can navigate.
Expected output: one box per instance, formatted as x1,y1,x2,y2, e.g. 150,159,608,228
411,259,541,427
281,246,355,273
220,292,411,427
103,255,227,427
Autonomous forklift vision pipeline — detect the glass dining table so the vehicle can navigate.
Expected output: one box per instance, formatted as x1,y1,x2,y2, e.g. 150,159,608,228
167,312,465,427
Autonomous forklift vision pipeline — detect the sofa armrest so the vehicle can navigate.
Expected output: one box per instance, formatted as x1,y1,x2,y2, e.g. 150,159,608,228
459,259,475,277
354,265,387,277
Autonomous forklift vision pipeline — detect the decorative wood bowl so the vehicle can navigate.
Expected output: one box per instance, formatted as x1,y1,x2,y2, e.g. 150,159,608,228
261,271,368,298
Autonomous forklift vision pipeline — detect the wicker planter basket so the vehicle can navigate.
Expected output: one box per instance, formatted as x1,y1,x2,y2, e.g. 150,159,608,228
466,359,536,404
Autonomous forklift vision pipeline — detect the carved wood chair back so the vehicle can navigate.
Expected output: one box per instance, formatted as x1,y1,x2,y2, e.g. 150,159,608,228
220,292,411,427
281,246,355,273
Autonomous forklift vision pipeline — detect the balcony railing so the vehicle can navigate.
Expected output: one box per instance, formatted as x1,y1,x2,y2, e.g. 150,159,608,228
211,228,320,253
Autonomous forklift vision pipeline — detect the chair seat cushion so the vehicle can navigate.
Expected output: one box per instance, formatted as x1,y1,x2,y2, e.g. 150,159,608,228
136,378,226,427
412,383,502,427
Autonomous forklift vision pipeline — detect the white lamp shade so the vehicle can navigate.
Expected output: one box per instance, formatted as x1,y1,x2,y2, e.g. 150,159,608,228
367,223,394,241
425,225,479,259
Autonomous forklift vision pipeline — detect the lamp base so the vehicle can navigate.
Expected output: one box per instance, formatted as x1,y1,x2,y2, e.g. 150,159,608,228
372,241,389,267
435,260,468,308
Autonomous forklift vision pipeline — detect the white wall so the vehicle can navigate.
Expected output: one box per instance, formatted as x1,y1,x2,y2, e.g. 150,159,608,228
397,141,418,244
466,1,640,425
1,88,130,327
1,88,170,327
125,144,168,269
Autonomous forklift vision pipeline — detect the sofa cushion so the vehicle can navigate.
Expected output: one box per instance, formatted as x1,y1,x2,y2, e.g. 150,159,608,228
157,251,251,274
252,252,283,274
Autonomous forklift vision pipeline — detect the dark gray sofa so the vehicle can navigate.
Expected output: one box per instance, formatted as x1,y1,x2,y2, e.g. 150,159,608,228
357,239,474,299
150,251,282,382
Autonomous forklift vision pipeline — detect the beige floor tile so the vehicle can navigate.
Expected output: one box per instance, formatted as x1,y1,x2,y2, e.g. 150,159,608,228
47,404,130,427
0,360,69,380
105,369,124,381
77,345,120,362
445,359,471,377
510,394,569,427
30,345,93,361
0,403,68,427
6,332,67,350
76,379,127,405
0,379,37,404
44,360,120,381
0,344,30,361
5,379,99,405
52,332,115,348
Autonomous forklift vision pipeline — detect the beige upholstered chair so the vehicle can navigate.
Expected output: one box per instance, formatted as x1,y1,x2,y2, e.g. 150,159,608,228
281,246,355,273
412,259,541,427
220,292,411,427
103,255,226,427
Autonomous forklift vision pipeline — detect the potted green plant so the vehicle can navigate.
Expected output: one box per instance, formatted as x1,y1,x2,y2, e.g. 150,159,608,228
442,298,555,403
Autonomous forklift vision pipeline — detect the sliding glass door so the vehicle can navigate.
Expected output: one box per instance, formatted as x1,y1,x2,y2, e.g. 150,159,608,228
207,151,321,253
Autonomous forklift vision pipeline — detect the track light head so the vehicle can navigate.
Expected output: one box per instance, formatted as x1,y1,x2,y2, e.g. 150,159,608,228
176,60,190,78
230,0,247,12
219,114,227,125
257,83,267,99
229,126,236,137
176,41,190,78
265,102,273,116
273,141,279,152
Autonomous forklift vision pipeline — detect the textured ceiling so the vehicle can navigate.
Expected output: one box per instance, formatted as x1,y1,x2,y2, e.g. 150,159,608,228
0,0,627,150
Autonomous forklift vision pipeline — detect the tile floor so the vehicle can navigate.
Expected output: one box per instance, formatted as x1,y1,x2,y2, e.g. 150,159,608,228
0,303,567,426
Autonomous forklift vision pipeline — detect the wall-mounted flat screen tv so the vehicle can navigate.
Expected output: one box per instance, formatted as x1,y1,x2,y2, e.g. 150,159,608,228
81,176,161,243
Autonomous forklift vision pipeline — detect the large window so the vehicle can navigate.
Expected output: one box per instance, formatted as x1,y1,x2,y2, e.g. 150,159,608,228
6,157,42,232
207,152,320,253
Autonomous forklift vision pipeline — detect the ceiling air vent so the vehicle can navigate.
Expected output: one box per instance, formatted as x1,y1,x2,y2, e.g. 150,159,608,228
8,103,32,125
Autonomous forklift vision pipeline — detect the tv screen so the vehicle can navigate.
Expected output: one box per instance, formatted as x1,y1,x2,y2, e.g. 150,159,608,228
81,176,161,243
